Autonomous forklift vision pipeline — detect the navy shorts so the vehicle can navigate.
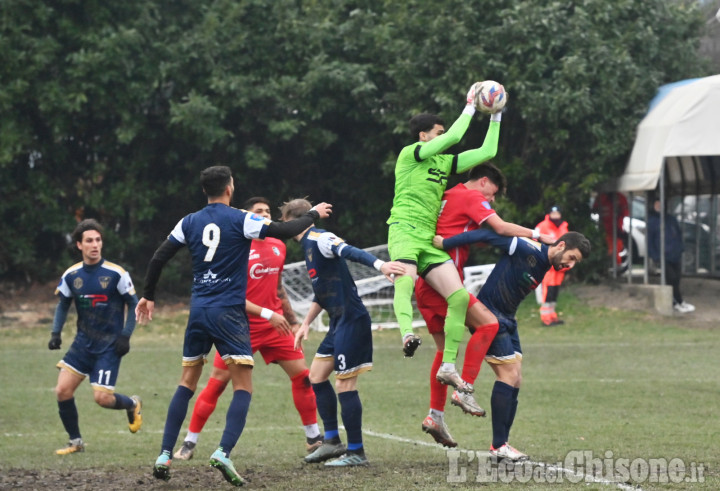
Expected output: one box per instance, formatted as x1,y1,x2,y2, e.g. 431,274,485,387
57,342,122,392
315,312,373,379
485,317,523,364
183,305,253,367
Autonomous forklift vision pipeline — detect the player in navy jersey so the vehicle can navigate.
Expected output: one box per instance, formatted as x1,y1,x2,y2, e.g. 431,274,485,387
173,196,321,461
49,219,142,455
282,198,405,467
435,228,590,461
135,166,331,486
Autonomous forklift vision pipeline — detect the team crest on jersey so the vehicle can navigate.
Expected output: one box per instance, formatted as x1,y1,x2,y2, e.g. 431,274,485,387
98,276,111,289
272,246,281,256
73,277,83,289
527,256,537,268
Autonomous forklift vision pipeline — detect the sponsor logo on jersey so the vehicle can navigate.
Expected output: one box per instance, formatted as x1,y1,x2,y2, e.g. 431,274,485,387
98,276,111,289
197,269,229,285
78,294,109,308
521,272,539,289
482,201,492,210
249,263,281,279
249,249,260,260
73,277,84,289
249,213,264,221
426,168,448,185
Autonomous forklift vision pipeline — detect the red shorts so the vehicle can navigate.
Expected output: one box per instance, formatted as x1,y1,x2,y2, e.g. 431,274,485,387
415,278,479,335
212,320,304,369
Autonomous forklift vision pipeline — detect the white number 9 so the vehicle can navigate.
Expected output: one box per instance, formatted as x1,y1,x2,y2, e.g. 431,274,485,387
202,223,221,261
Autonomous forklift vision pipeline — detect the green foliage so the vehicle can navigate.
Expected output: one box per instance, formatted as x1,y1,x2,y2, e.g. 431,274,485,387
0,0,709,282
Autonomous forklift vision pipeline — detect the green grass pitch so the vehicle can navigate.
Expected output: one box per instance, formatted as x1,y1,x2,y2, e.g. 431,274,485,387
1,293,717,489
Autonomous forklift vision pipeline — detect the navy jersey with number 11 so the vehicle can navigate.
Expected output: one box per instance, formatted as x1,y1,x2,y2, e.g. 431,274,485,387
168,203,271,308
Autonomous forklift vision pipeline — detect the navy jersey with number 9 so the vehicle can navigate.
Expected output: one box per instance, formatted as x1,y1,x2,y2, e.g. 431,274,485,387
168,203,271,307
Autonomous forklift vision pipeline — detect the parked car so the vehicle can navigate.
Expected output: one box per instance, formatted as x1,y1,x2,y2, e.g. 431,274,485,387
595,195,719,273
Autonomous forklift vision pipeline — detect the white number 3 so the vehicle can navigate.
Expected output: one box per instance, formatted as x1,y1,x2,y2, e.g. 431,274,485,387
202,223,221,261
337,354,346,370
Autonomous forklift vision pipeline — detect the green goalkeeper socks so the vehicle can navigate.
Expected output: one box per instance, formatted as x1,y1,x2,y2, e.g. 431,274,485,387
443,288,470,364
393,275,415,337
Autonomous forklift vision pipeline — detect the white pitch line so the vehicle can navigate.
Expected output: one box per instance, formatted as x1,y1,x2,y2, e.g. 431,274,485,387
361,428,642,491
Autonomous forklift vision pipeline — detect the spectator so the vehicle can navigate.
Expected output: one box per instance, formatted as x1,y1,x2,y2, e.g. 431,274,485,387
535,206,569,326
647,199,695,313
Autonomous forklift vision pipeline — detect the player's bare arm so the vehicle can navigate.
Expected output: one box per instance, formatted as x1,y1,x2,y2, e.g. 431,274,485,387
246,299,292,335
294,302,323,350
277,276,300,330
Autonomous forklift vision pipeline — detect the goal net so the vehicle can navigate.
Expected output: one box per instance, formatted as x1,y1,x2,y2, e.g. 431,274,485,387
282,244,495,331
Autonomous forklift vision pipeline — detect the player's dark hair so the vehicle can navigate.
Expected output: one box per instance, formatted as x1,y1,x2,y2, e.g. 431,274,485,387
280,198,312,221
468,162,507,196
200,165,232,198
243,196,271,211
409,113,444,139
556,232,591,259
72,219,103,244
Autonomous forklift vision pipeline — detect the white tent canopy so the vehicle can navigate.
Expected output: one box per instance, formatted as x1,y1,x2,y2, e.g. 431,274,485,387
615,75,720,194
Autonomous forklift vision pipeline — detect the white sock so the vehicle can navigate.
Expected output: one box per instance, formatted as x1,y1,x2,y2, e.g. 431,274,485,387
304,424,321,439
440,362,455,371
185,431,199,444
429,409,444,420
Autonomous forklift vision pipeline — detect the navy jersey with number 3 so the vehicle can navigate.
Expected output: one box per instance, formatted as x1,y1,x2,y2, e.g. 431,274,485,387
168,203,271,307
301,227,368,321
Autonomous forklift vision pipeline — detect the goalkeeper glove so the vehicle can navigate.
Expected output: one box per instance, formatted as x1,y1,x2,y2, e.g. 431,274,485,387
115,335,131,357
48,333,62,350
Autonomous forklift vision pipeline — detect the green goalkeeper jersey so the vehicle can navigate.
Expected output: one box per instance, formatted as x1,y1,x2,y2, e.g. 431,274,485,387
388,112,500,232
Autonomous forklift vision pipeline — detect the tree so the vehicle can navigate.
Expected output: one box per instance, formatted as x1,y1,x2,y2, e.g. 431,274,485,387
0,0,708,283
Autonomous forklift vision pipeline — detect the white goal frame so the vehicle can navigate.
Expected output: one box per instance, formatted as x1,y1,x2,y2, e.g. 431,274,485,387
281,244,495,331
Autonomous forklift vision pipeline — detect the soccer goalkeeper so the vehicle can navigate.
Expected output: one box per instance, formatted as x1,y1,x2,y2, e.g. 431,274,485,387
387,82,503,392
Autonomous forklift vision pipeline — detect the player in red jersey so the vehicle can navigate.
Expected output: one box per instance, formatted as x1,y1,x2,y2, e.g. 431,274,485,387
417,163,555,447
173,197,321,461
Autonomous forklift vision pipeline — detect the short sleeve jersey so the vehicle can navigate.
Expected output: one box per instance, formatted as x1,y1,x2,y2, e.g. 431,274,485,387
479,235,551,322
246,237,286,324
437,183,497,275
300,227,368,322
387,142,456,232
168,203,270,307
55,259,136,353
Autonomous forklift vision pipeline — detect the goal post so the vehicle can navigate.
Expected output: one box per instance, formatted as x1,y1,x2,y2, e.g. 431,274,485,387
282,244,495,331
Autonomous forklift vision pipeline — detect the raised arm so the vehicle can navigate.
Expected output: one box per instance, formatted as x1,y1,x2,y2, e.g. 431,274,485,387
265,203,332,240
415,85,479,160
320,234,405,282
454,115,501,174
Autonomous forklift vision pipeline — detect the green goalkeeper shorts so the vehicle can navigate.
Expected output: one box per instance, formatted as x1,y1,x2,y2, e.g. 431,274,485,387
388,222,451,275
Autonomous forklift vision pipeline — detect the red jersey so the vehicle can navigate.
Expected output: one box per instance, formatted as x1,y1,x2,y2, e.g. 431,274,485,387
436,183,497,277
246,237,286,326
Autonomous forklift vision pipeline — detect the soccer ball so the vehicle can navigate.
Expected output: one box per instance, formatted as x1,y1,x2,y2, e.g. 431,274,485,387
473,80,507,114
